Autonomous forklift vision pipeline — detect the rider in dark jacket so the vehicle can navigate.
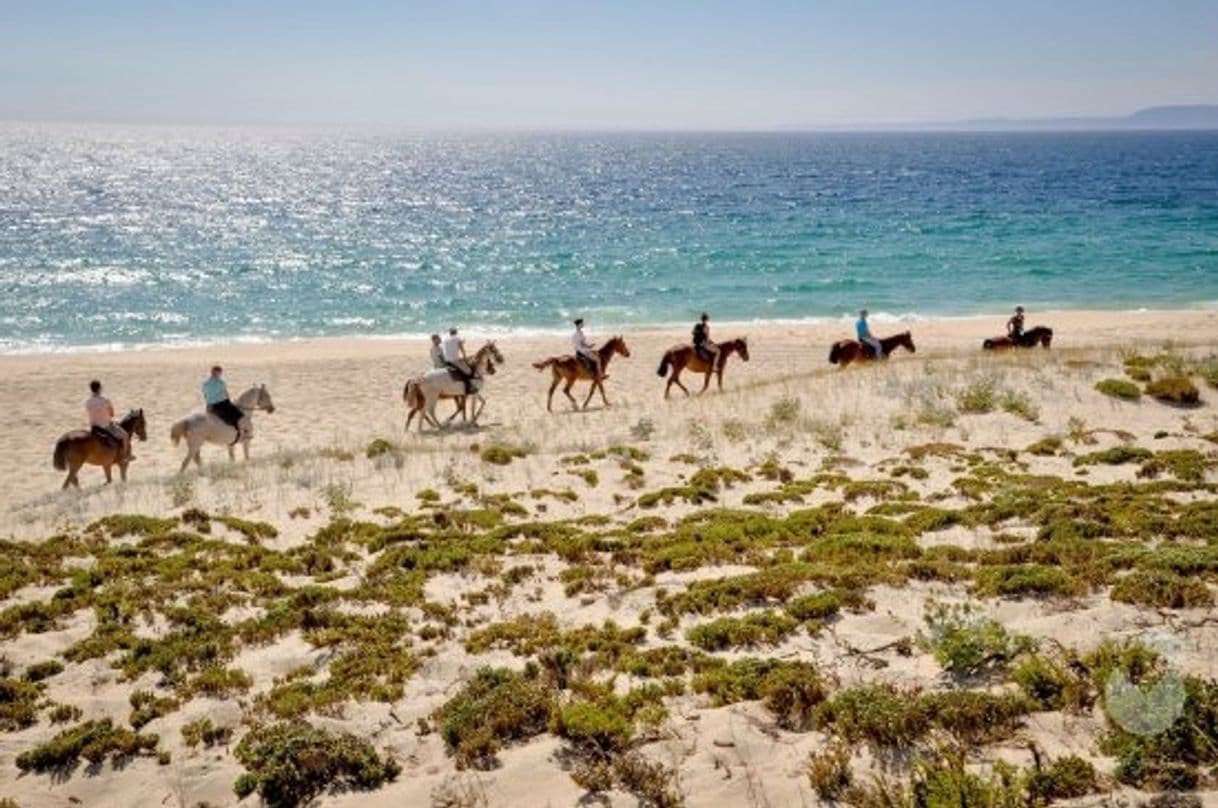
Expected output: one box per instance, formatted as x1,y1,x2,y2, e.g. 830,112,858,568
693,312,720,367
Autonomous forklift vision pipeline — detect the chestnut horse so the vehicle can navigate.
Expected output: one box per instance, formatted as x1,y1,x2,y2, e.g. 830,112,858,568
829,331,916,366
52,409,148,489
983,326,1053,350
533,335,631,412
656,337,750,398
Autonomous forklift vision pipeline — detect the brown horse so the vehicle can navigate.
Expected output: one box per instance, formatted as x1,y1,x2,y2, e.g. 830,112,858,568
52,409,148,489
983,325,1053,350
828,331,916,366
403,359,497,430
533,335,631,412
656,337,750,398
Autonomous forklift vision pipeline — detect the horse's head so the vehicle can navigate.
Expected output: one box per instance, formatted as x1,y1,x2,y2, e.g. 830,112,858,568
258,384,276,413
471,341,503,373
122,408,148,442
237,384,276,413
485,359,497,376
607,335,630,358
733,337,750,362
899,331,916,353
1037,327,1053,348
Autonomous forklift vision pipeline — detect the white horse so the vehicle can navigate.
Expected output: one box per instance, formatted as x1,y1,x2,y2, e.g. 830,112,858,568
407,342,502,431
170,385,276,472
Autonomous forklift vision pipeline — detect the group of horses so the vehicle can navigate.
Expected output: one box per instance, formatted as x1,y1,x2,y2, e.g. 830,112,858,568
51,322,1051,489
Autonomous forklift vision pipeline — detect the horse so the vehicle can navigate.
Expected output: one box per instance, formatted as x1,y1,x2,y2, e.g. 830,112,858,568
409,342,504,431
828,331,916,366
533,335,631,412
404,346,501,431
983,326,1053,350
656,337,750,398
169,385,276,472
52,409,148,489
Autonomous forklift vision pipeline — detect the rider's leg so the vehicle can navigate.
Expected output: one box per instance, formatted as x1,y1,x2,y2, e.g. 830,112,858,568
113,424,133,461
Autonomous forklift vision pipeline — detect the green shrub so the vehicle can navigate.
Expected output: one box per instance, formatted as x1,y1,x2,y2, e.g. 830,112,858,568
999,390,1040,422
956,380,997,414
16,719,158,772
1110,569,1214,609
23,659,64,682
182,716,233,748
1026,755,1099,802
1095,378,1142,401
1025,436,1063,456
232,720,400,807
806,741,853,800
479,442,531,465
1011,651,1092,711
685,611,799,651
552,700,634,755
1137,449,1212,483
365,438,394,459
1146,375,1200,406
1072,446,1153,467
433,668,554,769
973,564,1082,598
760,662,831,731
919,603,1030,677
0,676,42,730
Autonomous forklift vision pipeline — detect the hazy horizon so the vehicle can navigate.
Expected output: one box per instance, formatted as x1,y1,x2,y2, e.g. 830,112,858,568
3,1,1217,129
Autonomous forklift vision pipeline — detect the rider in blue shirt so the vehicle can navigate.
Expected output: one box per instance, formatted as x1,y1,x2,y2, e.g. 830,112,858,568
856,309,885,359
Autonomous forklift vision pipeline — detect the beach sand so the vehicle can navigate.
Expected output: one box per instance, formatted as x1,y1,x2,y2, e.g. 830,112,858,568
2,308,1217,806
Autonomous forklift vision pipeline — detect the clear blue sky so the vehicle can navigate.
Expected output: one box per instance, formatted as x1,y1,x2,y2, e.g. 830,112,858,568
2,0,1216,128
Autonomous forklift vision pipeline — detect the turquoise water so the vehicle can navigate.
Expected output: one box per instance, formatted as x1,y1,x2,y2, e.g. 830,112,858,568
1,125,1216,352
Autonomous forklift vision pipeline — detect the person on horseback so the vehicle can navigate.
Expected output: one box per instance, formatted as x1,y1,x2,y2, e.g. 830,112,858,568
202,365,248,440
85,380,133,461
856,309,885,359
572,318,602,378
429,333,446,369
692,312,720,368
442,328,475,394
1007,306,1026,340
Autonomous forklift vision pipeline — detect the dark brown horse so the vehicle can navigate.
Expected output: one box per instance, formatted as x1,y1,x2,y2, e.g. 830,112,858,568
656,337,749,398
983,325,1053,350
533,335,631,412
829,331,916,366
52,409,148,489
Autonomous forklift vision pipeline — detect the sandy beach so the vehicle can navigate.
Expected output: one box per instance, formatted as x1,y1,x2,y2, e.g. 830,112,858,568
2,307,1218,807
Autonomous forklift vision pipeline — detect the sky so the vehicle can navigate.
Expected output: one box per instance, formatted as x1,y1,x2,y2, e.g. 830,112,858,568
1,0,1216,129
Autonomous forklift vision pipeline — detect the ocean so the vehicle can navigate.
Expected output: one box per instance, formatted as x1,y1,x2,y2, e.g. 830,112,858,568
1,125,1216,353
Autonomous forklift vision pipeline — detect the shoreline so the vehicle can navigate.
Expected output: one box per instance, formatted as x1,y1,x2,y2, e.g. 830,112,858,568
1,306,1215,362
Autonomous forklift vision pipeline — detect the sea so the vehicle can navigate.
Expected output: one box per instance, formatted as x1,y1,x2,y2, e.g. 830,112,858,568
1,124,1216,353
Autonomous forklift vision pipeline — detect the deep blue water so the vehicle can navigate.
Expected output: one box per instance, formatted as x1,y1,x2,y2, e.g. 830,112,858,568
1,125,1216,352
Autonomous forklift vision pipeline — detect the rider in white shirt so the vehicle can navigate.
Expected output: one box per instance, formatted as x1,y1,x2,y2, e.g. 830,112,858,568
429,334,446,369
572,318,602,377
442,328,474,393
85,380,133,460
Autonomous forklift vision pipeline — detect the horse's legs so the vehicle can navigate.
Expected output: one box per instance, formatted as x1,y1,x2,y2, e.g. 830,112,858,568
242,440,250,461
547,375,561,412
103,464,112,485
119,461,128,483
471,395,485,422
228,444,236,462
698,371,713,394
581,380,597,409
717,365,726,391
562,378,579,410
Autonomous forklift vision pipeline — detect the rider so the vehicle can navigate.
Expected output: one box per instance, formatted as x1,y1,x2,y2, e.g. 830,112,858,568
1007,306,1026,340
442,328,474,394
85,380,133,461
572,318,602,378
856,309,885,360
692,312,720,367
429,333,446,370
202,365,248,440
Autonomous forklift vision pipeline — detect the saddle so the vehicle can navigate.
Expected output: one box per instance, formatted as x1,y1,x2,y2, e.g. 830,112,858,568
577,353,598,373
91,425,121,449
694,344,714,363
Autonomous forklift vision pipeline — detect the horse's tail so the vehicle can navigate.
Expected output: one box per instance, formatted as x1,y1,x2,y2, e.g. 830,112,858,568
828,343,842,365
533,358,556,371
982,338,996,350
170,418,189,446
403,380,413,402
52,436,70,471
403,379,422,407
657,351,672,378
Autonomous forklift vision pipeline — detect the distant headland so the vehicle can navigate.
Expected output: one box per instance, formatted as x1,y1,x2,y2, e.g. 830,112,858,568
782,105,1218,132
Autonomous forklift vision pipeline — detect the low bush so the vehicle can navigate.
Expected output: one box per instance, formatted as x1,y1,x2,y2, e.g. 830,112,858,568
1146,375,1200,406
1095,378,1142,401
919,603,1030,677
1110,569,1214,609
433,667,554,769
16,719,158,772
232,720,400,807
